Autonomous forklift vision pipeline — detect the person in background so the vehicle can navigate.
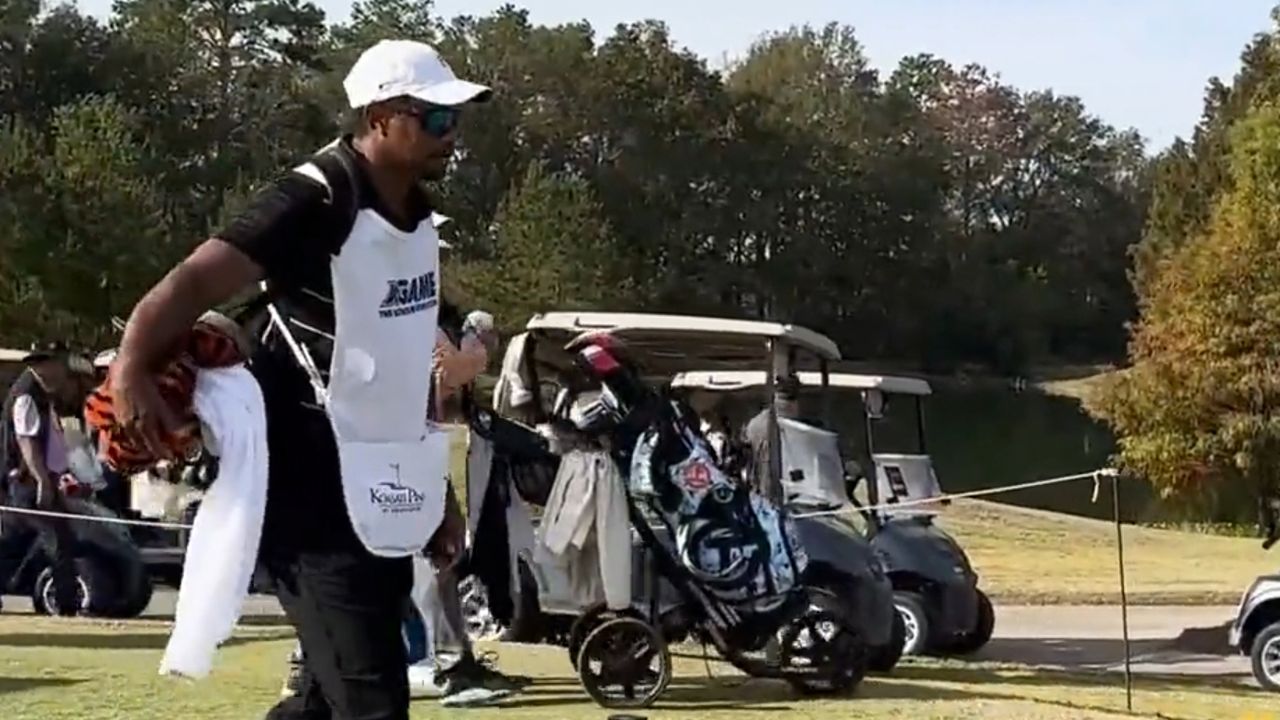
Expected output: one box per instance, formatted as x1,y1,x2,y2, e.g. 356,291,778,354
407,305,529,706
743,374,802,487
0,343,84,615
83,351,129,515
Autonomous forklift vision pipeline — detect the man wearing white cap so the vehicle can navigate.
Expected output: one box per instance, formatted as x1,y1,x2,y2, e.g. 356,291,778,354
109,40,491,720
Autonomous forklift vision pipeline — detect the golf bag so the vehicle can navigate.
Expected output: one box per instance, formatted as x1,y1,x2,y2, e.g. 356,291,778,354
569,333,807,613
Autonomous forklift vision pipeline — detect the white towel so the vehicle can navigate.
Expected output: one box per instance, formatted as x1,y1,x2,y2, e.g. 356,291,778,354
159,365,269,679
538,450,631,610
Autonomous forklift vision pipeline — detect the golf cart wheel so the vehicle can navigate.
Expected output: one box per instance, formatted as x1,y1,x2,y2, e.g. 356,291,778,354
946,589,995,655
1251,621,1280,691
576,616,670,709
33,557,117,617
104,574,154,619
894,591,931,656
869,607,906,673
568,604,644,670
777,597,866,696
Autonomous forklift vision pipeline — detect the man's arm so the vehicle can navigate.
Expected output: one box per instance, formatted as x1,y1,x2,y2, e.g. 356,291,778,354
433,330,489,406
115,174,332,376
13,396,56,509
110,175,332,454
115,241,264,376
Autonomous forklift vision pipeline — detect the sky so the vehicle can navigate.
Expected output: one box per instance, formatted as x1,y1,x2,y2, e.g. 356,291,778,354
75,0,1278,151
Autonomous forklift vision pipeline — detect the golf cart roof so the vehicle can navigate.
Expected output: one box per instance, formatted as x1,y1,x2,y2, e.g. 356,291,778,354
671,370,933,396
523,312,841,375
0,348,27,363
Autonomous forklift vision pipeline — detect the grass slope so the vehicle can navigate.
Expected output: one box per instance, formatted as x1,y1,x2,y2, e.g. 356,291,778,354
941,499,1274,605
0,617,1271,720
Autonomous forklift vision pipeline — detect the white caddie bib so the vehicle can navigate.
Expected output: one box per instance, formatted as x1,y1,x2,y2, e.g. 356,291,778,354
325,207,449,556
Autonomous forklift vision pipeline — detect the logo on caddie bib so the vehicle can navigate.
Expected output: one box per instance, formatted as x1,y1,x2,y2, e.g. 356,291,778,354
379,271,438,318
370,463,425,514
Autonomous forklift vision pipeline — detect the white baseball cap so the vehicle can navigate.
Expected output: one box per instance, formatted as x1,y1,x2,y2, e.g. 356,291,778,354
343,39,491,110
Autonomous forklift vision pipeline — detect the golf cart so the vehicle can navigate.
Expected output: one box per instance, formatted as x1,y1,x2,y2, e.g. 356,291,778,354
672,371,993,657
460,312,902,673
1229,514,1280,691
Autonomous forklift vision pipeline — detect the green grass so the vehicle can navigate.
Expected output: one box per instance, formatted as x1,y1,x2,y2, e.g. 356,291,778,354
940,499,1275,605
0,617,1272,720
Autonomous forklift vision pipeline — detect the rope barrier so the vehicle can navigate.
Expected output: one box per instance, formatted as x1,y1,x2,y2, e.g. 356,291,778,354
0,467,1119,530
0,503,193,530
791,468,1117,519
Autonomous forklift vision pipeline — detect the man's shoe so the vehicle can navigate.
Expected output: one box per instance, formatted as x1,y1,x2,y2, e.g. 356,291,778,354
437,655,516,707
472,651,530,692
408,663,448,699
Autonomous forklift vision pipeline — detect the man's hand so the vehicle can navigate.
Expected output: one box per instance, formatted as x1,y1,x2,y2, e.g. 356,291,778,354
462,310,498,354
110,363,181,461
428,484,466,571
58,474,87,499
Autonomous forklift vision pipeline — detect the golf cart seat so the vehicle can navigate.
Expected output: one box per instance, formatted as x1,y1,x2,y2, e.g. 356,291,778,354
778,417,851,509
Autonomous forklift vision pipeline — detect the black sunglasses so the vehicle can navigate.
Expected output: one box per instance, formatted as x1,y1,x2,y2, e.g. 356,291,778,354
407,105,461,139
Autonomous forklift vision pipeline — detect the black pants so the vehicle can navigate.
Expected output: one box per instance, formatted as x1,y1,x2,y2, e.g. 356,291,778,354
263,548,413,720
0,505,79,613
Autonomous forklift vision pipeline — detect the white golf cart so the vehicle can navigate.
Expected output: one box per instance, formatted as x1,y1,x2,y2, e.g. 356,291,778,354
669,370,993,657
458,312,902,672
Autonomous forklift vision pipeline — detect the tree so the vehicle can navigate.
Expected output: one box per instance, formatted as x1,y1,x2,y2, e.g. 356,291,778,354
0,1,1153,376
1087,102,1280,520
0,96,172,347
111,0,331,231
450,162,625,331
1134,10,1280,293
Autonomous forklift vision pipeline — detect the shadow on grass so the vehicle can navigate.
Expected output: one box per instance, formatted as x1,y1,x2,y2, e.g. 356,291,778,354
898,661,1261,695
482,658,1265,717
0,676,87,695
881,661,1270,720
961,637,1254,688
0,628,294,651
486,672,1041,711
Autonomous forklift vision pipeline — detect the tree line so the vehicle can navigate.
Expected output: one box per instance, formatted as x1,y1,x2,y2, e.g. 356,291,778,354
1,0,1150,374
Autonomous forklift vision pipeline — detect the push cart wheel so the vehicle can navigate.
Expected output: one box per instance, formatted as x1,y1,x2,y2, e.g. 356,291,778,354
777,600,866,695
568,604,645,670
576,617,671,709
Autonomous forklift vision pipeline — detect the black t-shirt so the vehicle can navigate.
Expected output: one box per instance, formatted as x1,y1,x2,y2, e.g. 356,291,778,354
217,137,435,554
